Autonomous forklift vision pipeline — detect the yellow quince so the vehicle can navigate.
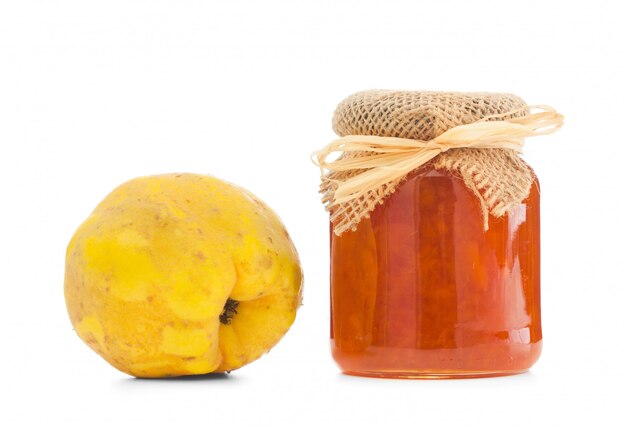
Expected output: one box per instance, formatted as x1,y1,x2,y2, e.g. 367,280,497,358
64,173,302,377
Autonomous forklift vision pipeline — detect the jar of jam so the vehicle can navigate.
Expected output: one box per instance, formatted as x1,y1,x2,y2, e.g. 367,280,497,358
316,90,562,379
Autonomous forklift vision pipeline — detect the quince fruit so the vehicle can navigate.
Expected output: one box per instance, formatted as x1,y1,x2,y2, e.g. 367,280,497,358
64,174,302,377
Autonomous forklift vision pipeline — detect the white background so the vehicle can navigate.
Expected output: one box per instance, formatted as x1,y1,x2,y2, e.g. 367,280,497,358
1,1,624,427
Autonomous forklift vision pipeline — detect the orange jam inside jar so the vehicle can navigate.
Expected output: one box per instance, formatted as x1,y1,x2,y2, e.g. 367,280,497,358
330,165,541,378
320,91,561,379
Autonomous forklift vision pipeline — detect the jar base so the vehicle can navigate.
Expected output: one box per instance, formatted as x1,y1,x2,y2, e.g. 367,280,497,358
342,369,528,380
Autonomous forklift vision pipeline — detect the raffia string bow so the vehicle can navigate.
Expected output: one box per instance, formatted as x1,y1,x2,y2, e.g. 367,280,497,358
313,102,563,235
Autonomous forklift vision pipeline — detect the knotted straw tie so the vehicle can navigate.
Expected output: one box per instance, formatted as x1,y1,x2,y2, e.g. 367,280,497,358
313,105,564,234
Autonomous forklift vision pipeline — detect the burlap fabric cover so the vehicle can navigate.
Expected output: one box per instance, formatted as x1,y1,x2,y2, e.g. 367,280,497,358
322,90,535,234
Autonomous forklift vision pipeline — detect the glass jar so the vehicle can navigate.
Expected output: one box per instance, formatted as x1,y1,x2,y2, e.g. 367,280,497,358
330,164,541,379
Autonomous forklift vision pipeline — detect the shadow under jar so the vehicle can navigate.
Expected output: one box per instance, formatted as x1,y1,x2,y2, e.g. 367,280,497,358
330,164,541,379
